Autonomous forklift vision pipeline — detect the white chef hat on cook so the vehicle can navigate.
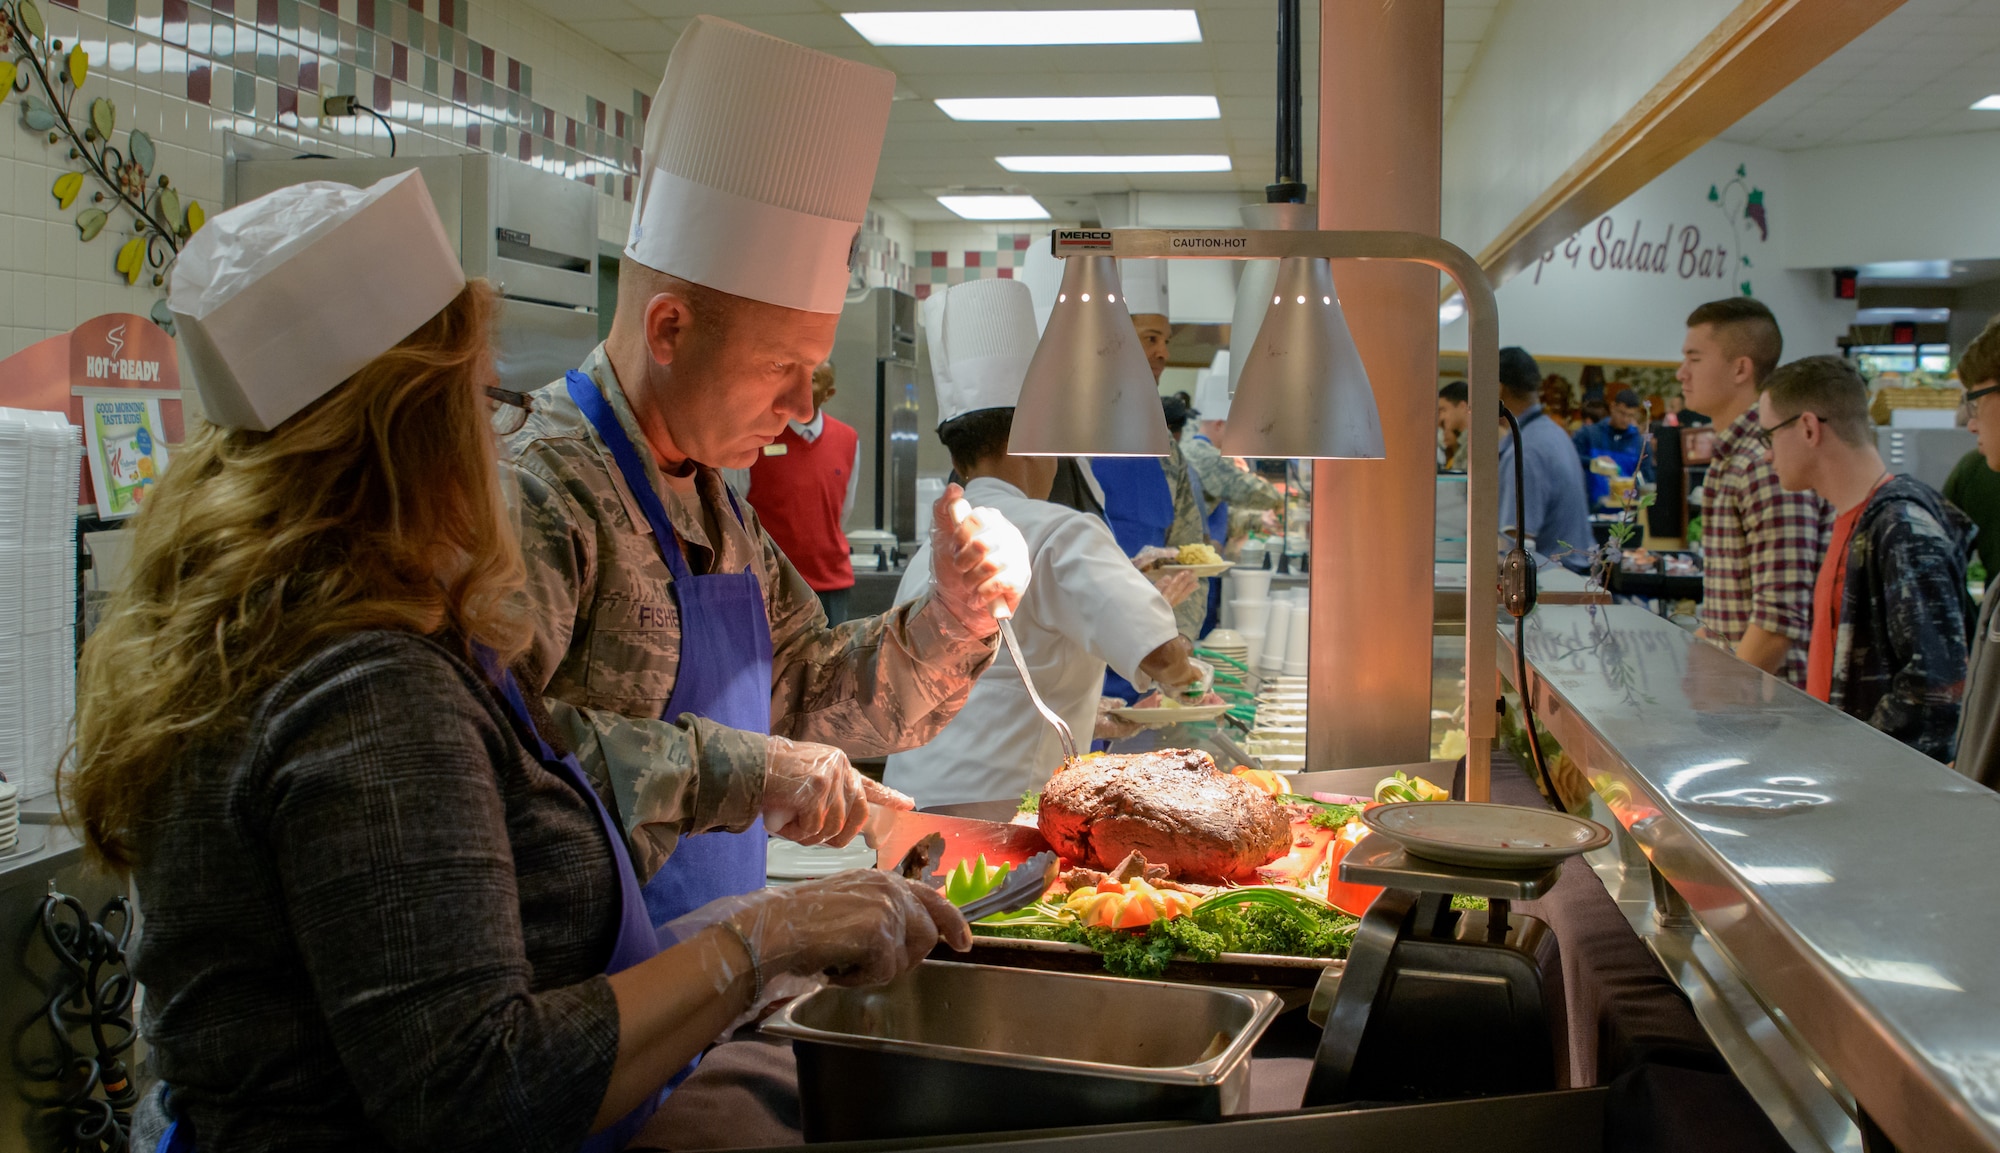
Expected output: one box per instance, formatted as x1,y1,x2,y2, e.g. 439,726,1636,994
924,278,1039,425
1118,258,1170,319
168,169,465,432
626,16,894,316
1194,351,1232,419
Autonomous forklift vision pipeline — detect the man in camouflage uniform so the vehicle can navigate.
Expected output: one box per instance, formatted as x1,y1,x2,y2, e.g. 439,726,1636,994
503,18,1029,882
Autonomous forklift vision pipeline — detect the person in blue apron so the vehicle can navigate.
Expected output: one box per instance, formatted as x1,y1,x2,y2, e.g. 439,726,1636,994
64,169,969,1153
1572,387,1656,510
503,17,1032,936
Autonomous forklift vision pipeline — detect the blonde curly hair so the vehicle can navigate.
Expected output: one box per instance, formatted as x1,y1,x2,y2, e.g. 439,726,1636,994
63,280,530,872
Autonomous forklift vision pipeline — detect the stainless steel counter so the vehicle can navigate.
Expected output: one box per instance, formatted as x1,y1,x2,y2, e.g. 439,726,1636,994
1499,605,2000,1153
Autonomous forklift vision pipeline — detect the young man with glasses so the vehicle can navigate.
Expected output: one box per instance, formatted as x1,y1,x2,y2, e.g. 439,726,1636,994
1679,297,1829,687
1759,355,1970,760
1953,317,2000,787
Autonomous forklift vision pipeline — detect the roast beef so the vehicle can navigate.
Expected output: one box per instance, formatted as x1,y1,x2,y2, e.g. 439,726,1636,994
1037,749,1292,883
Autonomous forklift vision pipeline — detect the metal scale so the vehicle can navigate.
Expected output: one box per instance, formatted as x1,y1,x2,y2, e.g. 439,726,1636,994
1303,834,1567,1107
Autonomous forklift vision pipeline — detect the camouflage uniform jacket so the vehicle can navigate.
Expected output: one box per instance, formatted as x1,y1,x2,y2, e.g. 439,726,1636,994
1163,439,1210,638
504,346,1000,877
1183,435,1283,515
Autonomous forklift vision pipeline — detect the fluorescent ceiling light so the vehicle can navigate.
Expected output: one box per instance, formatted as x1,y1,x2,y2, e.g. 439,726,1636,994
938,95,1220,121
997,154,1231,173
843,10,1201,46
1973,94,2000,110
937,194,1050,220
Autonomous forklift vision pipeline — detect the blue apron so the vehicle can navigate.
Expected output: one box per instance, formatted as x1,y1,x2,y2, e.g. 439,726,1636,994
1090,456,1174,558
1190,437,1227,637
154,647,667,1153
566,370,774,927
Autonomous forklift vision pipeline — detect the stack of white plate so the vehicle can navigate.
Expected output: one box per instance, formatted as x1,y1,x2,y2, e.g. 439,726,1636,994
0,779,17,855
1200,628,1249,669
0,410,82,803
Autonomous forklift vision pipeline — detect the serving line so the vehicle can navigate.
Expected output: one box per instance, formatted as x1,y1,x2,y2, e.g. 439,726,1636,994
1499,604,2000,1153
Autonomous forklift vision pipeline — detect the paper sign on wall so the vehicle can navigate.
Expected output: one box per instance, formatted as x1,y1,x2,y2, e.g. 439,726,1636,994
79,391,170,518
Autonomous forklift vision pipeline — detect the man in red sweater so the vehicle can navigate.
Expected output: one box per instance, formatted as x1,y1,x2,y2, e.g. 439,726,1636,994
745,361,861,622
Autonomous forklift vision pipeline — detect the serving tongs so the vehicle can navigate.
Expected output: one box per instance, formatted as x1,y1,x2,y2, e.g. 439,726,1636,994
953,850,1061,923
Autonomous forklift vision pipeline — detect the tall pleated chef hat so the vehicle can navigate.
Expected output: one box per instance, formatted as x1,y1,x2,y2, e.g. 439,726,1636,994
626,16,894,315
1118,258,1170,319
169,169,465,432
1194,350,1233,419
924,278,1040,425
1017,241,1064,335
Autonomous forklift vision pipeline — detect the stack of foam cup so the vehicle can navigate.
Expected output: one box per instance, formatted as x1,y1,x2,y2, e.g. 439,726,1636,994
1284,600,1311,677
1227,567,1274,675
1261,596,1294,675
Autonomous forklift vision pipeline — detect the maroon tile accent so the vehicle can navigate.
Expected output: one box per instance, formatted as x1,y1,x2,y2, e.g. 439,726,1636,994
614,109,626,140
466,121,479,147
640,92,651,121
358,0,373,30
583,172,596,188
623,174,633,202
187,63,211,105
1015,235,1031,249
163,0,187,44
931,251,947,268
211,0,232,15
408,0,422,14
50,0,76,9
479,45,493,80
592,99,604,129
630,144,640,171
541,107,554,138
507,57,520,92
915,284,932,300
997,267,1014,279
320,0,338,11
452,67,466,103
390,42,406,81
564,117,575,148
518,132,531,162
298,57,317,91
373,74,390,109
257,0,276,28
965,251,982,268
438,0,453,29
277,84,297,118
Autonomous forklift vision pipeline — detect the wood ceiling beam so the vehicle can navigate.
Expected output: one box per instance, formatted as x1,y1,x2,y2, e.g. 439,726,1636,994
1466,0,1907,294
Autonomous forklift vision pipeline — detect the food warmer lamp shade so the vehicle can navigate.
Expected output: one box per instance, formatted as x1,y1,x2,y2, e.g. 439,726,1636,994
1218,255,1385,460
1009,254,1173,457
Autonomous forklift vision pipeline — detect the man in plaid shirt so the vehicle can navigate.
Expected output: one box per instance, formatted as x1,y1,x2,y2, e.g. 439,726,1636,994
1680,298,1829,687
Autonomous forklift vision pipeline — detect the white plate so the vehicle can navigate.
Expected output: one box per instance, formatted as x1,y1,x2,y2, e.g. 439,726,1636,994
1110,703,1233,726
766,837,879,881
1163,562,1233,577
1361,802,1611,870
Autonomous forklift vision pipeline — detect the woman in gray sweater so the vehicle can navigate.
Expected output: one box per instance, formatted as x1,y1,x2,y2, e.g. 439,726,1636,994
63,175,968,1153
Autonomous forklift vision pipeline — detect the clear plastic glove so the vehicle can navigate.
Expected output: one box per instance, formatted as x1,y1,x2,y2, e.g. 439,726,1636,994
665,870,972,987
761,735,914,848
1182,657,1216,699
929,484,1031,635
1146,567,1198,608
1093,696,1145,741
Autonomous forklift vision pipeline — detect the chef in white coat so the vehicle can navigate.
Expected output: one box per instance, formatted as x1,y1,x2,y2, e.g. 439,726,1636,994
885,279,1208,807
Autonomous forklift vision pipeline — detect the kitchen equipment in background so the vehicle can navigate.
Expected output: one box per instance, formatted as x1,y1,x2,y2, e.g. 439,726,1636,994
845,528,898,574
829,288,922,544
764,960,1280,1143
1878,426,1976,494
228,154,600,394
889,381,922,544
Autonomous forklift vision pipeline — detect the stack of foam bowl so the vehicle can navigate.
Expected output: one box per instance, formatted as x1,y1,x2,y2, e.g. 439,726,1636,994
1201,628,1248,671
0,779,17,856
1238,539,1268,570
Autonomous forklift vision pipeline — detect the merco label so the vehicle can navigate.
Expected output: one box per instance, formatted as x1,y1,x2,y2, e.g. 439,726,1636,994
1054,230,1113,250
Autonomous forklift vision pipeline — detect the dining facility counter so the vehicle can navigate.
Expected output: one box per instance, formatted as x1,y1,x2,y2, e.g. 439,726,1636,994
1499,604,2000,1153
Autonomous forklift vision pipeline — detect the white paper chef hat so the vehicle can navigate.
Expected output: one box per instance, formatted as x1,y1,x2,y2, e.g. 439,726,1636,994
924,278,1039,425
1119,258,1170,319
169,169,465,432
1194,350,1233,419
626,16,894,315
1017,240,1063,335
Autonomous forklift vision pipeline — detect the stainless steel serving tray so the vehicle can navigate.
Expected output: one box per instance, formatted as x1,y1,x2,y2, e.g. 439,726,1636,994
762,959,1282,1143
953,933,1342,998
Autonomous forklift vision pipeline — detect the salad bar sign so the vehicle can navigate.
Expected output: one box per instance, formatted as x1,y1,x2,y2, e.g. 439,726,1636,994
1529,162,1771,297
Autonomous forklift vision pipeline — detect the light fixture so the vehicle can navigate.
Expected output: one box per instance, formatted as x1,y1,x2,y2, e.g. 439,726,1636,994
1439,293,1466,324
842,9,1201,46
1973,95,2000,110
936,96,1220,122
1218,255,1383,459
997,154,1231,173
1009,255,1172,456
937,194,1050,220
